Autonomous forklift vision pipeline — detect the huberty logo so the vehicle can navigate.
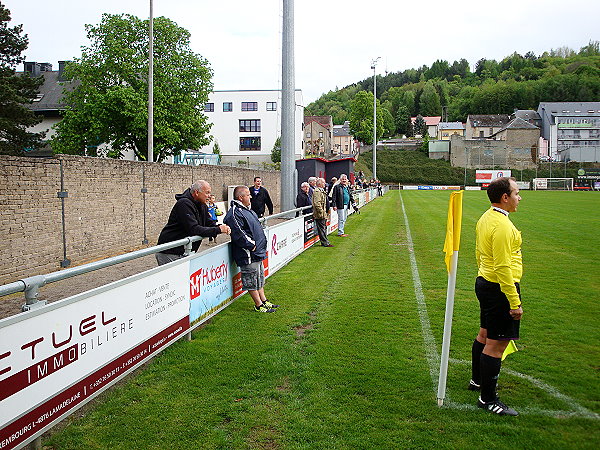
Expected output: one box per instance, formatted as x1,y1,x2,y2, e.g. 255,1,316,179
189,261,228,300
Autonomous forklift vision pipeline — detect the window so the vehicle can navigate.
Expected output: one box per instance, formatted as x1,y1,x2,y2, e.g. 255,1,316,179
240,137,261,151
204,103,214,112
479,131,485,138
319,132,323,138
223,102,233,112
241,102,258,111
306,132,311,138
239,119,261,132
266,102,277,111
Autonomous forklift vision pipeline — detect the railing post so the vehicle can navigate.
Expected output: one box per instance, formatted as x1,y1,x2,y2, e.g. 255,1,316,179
21,275,47,312
182,239,195,257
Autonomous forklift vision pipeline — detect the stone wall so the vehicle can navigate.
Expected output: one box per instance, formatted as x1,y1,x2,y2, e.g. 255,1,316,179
0,155,280,285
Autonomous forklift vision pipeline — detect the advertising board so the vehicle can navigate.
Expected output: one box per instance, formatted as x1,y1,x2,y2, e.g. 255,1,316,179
303,216,318,248
266,218,305,274
189,245,237,324
0,263,190,449
476,170,512,183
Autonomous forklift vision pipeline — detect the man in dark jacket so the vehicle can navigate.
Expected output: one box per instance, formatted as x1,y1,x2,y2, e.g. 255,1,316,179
295,182,312,216
224,185,278,313
249,176,273,218
156,181,230,265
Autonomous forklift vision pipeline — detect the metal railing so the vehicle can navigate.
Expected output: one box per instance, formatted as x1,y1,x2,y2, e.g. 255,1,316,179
0,190,385,313
0,236,203,311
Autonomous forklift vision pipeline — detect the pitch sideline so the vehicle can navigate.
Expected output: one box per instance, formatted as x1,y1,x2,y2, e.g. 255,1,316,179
399,192,598,420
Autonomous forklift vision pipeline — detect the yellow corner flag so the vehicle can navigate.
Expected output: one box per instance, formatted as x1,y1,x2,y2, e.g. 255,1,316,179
501,340,518,361
443,191,464,272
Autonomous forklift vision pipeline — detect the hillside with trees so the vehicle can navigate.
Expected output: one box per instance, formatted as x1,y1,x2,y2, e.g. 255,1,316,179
306,42,600,142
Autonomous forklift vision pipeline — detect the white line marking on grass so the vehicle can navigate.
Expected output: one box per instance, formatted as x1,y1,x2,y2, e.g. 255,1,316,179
399,192,599,420
399,192,441,389
448,358,599,419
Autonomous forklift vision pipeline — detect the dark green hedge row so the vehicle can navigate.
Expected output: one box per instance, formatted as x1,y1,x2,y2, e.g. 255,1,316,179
356,150,592,185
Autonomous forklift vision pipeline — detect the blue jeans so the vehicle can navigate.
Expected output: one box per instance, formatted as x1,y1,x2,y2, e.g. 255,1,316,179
337,205,348,234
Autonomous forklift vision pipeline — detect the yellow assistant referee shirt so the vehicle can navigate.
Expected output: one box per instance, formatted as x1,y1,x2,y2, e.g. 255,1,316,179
476,207,523,309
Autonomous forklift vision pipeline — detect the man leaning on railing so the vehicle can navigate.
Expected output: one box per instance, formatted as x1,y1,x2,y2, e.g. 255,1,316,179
156,180,230,266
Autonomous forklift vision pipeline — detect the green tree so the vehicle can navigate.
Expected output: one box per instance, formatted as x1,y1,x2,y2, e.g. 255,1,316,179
449,59,470,79
52,13,213,161
579,40,600,56
419,132,429,154
271,136,281,163
413,115,426,136
381,107,395,137
212,140,220,155
395,105,411,136
349,91,385,145
0,2,44,155
419,81,441,116
425,59,450,80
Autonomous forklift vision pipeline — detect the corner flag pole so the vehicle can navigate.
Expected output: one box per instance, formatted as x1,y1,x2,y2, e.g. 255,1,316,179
437,190,464,407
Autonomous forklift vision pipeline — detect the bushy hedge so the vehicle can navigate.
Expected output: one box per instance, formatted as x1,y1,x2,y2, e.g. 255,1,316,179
357,150,591,185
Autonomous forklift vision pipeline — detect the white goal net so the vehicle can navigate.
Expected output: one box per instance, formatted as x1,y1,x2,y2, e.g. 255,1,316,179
532,178,574,190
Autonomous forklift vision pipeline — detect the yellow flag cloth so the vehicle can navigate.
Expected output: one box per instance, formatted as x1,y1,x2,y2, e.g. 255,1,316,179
443,191,464,272
501,340,518,361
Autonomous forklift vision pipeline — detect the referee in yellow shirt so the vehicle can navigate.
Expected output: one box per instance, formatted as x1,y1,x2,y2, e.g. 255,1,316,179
469,177,523,416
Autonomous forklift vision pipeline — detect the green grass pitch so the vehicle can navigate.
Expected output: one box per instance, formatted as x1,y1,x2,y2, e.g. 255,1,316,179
45,190,600,449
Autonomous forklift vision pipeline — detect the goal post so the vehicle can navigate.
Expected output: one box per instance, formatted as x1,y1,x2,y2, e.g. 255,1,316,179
532,178,574,191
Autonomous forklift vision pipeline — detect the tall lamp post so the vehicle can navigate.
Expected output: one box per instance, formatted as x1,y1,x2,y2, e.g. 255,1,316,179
371,57,380,179
147,0,154,162
281,0,295,213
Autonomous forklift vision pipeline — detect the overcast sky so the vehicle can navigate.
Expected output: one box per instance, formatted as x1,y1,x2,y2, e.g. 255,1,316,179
6,0,600,105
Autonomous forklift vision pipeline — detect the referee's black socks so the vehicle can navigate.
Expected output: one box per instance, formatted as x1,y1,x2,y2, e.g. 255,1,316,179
480,353,502,402
471,340,485,384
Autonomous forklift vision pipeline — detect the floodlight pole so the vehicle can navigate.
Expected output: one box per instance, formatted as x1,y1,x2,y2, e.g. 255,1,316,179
281,0,295,213
371,57,380,180
147,0,154,163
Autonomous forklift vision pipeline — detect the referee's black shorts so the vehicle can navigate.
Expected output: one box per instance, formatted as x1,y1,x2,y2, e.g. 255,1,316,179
475,276,520,341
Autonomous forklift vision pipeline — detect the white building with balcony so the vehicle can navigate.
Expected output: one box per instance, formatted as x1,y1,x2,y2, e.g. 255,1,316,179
199,90,305,165
538,102,600,162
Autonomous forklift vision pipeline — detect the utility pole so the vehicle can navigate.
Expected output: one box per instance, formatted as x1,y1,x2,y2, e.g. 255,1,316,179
147,0,154,162
371,57,380,179
281,0,295,212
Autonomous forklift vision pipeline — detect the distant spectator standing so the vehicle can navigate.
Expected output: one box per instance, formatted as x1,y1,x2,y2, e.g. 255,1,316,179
224,186,279,313
156,181,230,265
249,176,273,218
207,194,218,222
207,194,222,243
295,182,312,216
327,176,338,199
313,178,334,247
332,174,351,237
308,176,317,196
